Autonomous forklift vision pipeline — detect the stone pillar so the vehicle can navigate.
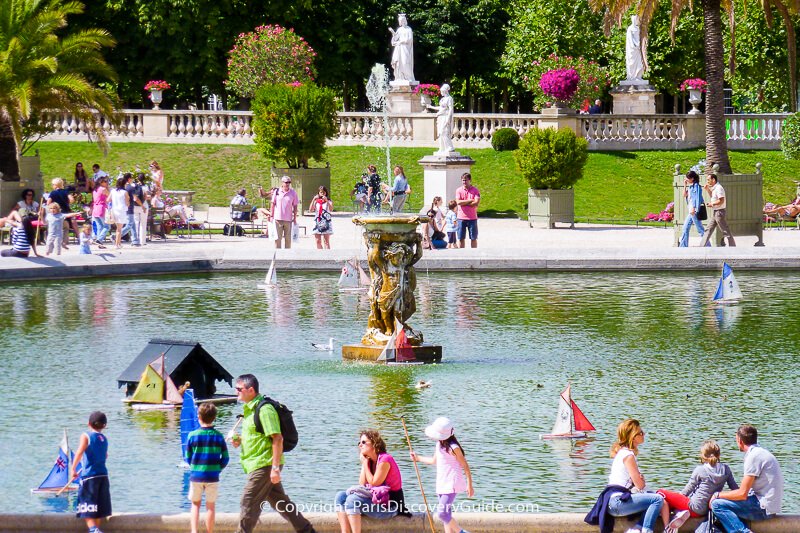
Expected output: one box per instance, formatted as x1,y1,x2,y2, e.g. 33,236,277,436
142,111,169,138
683,116,706,147
387,81,423,114
610,81,657,114
538,107,581,136
418,153,476,208
411,115,436,143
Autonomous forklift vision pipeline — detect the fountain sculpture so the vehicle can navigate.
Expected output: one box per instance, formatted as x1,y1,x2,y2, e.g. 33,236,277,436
341,216,442,363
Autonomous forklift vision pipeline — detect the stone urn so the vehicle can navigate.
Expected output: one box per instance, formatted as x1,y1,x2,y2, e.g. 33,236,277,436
420,94,432,108
150,89,163,110
688,89,703,115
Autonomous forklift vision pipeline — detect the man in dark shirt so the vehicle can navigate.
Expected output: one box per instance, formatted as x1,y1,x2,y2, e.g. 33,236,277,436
588,99,603,114
351,177,369,213
123,174,141,245
47,178,77,248
364,165,382,212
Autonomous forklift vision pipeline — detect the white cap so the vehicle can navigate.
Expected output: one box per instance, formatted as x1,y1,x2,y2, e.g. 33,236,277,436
424,417,454,440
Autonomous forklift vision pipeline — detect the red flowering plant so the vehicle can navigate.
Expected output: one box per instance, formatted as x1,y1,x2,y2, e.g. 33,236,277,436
524,54,610,110
642,201,675,222
680,78,708,93
226,24,317,98
539,68,580,102
144,80,170,91
413,84,441,103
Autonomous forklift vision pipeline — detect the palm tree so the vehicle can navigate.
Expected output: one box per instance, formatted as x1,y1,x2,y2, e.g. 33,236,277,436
757,0,800,111
0,0,118,181
589,0,734,173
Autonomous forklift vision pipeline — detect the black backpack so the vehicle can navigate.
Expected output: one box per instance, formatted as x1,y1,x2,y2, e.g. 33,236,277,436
253,397,298,452
223,223,244,236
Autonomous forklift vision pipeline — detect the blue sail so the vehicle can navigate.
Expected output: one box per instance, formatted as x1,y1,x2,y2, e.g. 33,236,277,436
37,433,72,490
180,389,200,463
713,263,743,301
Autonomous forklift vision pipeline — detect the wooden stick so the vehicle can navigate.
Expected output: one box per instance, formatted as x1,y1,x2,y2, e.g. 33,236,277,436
54,475,78,497
401,416,436,533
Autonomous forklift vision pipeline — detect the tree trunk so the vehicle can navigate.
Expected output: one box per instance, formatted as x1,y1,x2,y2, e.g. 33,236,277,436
0,112,21,181
773,1,797,112
703,0,732,174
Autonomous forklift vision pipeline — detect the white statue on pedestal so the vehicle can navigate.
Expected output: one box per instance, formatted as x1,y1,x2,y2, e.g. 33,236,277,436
625,15,647,81
427,84,454,155
389,14,415,83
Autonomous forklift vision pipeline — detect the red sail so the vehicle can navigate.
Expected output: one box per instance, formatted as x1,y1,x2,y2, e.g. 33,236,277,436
571,400,596,432
395,327,416,363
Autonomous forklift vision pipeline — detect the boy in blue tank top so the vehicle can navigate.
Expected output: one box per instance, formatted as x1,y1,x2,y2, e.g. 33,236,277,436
71,411,111,533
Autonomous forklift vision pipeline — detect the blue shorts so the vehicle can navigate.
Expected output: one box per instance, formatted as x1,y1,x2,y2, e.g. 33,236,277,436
76,475,111,519
457,219,478,241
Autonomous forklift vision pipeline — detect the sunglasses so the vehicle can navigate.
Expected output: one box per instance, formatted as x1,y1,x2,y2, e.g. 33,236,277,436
358,439,370,446
235,386,247,392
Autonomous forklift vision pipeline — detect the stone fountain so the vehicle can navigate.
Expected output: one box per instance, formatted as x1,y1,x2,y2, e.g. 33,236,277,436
341,215,442,363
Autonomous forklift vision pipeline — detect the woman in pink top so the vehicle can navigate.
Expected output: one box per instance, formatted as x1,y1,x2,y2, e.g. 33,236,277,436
411,417,474,533
334,429,407,533
91,177,110,247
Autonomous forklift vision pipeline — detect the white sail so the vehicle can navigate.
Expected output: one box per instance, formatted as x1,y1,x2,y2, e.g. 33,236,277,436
358,262,371,286
550,386,572,435
259,252,277,289
376,327,399,362
713,263,742,301
338,259,360,289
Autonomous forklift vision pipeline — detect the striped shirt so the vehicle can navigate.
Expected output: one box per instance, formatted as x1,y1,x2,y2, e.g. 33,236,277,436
10,226,31,254
185,426,229,482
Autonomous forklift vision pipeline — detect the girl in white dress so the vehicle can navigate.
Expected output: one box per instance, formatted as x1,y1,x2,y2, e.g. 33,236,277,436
109,175,130,249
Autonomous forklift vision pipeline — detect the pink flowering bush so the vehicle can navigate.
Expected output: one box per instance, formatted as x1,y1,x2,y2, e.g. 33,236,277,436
680,78,708,93
144,80,170,91
642,201,675,222
413,84,441,99
226,24,317,98
524,54,610,110
539,69,580,102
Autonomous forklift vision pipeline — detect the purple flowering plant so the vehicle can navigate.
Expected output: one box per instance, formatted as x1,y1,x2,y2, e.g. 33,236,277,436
525,54,611,110
642,201,675,222
413,84,441,100
539,69,580,102
680,78,708,93
226,25,317,98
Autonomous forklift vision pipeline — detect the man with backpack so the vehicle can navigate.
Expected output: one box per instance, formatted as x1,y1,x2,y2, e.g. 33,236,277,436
231,374,316,533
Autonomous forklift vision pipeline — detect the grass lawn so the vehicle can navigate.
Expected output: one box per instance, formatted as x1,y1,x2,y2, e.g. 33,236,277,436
34,142,800,220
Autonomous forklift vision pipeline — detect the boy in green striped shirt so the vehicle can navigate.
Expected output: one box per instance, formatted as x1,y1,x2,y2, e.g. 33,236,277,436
185,402,229,533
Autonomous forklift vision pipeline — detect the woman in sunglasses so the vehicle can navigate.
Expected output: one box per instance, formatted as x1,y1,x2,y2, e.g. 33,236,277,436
334,429,408,533
14,189,40,218
586,419,666,533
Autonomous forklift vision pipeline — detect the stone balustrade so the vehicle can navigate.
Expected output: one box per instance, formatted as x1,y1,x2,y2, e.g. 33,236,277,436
39,109,788,150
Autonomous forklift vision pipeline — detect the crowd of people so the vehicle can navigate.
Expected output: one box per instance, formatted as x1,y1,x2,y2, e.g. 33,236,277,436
72,374,475,533
69,382,785,533
0,161,171,257
586,419,784,533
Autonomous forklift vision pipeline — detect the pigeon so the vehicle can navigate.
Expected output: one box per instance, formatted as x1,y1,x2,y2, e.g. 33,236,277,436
311,338,336,351
415,380,432,389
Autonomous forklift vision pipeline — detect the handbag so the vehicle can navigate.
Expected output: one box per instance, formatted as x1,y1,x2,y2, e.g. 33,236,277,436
697,203,708,221
314,211,332,233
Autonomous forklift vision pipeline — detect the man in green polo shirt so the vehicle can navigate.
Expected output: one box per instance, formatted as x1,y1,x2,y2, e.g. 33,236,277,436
231,374,316,533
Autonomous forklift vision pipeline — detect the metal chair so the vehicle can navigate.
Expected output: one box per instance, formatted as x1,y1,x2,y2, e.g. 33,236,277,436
229,204,255,236
191,203,212,239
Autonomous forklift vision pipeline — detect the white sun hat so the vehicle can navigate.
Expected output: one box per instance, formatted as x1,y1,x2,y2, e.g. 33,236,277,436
425,417,455,440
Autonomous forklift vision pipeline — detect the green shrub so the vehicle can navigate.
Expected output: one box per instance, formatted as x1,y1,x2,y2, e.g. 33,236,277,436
514,128,588,189
251,83,338,168
491,128,520,151
781,112,800,159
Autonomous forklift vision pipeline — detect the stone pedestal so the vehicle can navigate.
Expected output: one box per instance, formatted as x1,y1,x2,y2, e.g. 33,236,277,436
341,343,442,363
611,80,657,114
0,154,44,214
418,153,476,210
387,82,423,114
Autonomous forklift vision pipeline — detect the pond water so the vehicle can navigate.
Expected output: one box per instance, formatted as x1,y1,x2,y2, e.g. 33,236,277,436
1,271,799,515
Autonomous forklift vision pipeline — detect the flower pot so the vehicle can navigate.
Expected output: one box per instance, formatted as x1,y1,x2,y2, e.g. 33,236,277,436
688,89,703,115
528,188,575,229
150,89,163,110
420,94,431,108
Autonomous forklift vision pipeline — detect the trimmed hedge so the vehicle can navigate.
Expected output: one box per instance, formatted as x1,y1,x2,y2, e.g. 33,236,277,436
491,128,520,151
514,128,588,189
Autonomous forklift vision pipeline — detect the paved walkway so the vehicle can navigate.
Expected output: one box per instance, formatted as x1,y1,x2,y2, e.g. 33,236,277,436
2,215,800,281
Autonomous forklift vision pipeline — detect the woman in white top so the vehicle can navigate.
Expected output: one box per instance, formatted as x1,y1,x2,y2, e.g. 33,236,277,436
606,419,665,533
109,175,130,249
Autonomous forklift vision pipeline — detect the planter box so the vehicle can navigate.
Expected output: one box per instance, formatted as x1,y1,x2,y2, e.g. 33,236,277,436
0,153,43,215
271,165,331,213
673,165,764,246
528,188,575,229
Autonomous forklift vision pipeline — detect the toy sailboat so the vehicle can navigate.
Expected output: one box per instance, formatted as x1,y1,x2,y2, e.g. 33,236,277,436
712,262,743,302
378,319,423,365
122,353,184,410
338,257,370,291
258,252,277,289
31,429,80,495
179,388,200,467
541,383,596,439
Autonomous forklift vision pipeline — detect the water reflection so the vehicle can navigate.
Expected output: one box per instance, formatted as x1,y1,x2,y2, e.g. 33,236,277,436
714,303,742,332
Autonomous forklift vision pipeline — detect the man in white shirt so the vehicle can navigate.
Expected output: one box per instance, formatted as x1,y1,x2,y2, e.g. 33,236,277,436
92,164,109,186
710,425,783,533
700,174,736,247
